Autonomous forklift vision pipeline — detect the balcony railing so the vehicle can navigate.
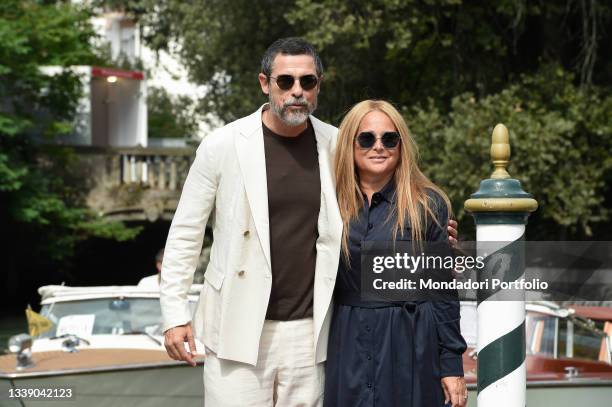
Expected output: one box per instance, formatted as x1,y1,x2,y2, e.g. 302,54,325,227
73,145,195,191
119,148,193,190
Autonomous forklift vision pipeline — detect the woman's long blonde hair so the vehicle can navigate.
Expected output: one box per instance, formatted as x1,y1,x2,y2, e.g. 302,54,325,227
334,100,452,260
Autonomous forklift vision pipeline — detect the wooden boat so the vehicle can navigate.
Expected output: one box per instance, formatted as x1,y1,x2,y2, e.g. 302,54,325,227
3,287,610,406
0,285,205,406
461,301,612,406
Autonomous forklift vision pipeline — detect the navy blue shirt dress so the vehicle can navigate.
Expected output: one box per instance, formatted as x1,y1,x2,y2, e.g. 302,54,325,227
324,182,467,407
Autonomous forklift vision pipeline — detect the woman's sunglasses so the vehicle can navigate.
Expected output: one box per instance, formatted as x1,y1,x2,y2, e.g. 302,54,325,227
356,131,401,149
268,74,319,91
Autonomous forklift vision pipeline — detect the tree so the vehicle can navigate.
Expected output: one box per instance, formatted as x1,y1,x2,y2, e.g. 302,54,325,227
147,87,199,139
102,0,612,238
0,0,140,279
129,0,612,121
408,64,612,238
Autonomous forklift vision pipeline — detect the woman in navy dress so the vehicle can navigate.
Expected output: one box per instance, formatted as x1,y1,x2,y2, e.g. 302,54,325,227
325,100,467,407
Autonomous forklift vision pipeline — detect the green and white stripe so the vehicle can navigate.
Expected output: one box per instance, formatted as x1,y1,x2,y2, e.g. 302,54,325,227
464,123,538,407
476,225,526,407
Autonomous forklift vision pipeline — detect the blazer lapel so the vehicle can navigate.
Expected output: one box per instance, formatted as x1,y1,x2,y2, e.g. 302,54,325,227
312,117,343,277
234,106,272,272
233,108,341,277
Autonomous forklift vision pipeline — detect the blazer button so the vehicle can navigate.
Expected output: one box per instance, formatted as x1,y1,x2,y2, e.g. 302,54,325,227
243,230,250,237
238,270,245,277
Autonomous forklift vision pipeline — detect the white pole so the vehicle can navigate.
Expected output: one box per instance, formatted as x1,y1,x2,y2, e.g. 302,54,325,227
464,124,537,407
476,225,526,407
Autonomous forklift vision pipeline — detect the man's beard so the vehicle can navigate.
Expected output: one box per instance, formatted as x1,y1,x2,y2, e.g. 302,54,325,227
269,95,317,126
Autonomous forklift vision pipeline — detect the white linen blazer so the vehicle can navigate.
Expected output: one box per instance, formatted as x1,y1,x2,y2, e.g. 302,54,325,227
160,104,342,366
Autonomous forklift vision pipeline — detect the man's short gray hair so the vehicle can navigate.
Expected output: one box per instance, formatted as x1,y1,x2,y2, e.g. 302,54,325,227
261,37,324,77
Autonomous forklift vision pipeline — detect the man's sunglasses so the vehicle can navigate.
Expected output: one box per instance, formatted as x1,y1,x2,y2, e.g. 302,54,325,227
356,131,401,149
268,74,319,91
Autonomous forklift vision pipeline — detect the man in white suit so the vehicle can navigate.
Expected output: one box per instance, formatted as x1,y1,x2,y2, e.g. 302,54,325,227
161,38,342,406
161,37,458,406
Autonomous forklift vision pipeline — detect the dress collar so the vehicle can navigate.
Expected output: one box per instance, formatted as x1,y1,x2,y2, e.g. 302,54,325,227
378,179,396,203
362,178,396,205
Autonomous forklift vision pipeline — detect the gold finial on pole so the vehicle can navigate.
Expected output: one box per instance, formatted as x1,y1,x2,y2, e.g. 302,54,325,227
490,123,511,179
464,122,538,213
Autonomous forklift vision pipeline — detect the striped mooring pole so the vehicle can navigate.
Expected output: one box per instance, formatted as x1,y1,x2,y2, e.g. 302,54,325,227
464,124,538,406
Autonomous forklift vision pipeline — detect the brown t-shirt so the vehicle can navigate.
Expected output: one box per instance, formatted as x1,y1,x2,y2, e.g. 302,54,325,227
262,119,320,321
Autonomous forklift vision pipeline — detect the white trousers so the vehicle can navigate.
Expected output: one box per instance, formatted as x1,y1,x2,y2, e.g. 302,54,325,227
203,318,324,407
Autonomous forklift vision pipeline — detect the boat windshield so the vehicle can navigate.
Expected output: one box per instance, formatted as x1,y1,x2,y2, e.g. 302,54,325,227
37,298,166,339
526,312,607,362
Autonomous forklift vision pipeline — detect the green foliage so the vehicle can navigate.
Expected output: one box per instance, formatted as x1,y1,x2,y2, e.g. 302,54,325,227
125,0,612,123
410,65,612,237
0,0,140,263
79,218,143,242
147,87,199,139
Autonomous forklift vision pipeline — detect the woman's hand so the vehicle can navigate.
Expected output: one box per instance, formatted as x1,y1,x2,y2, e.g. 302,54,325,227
441,376,467,407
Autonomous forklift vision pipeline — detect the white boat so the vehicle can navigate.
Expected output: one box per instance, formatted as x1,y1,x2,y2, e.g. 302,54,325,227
0,285,205,406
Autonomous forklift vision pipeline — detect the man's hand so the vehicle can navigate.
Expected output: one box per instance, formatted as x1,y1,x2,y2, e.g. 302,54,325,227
447,219,459,248
441,376,467,407
164,323,198,367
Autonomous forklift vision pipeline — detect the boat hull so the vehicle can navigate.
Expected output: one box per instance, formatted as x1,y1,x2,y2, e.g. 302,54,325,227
465,380,612,407
1,363,204,406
